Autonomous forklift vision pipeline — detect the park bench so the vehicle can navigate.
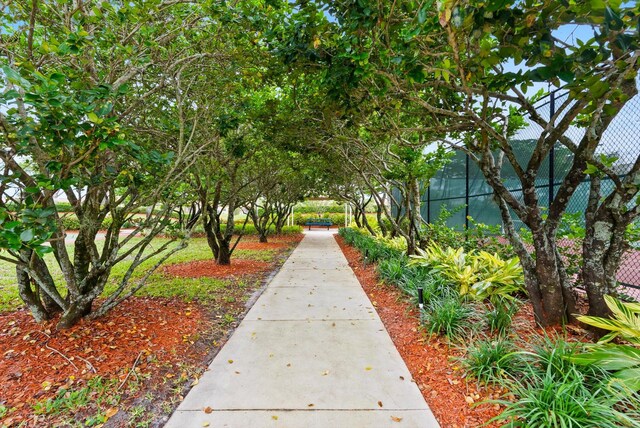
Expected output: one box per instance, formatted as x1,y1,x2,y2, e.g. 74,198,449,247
304,218,333,230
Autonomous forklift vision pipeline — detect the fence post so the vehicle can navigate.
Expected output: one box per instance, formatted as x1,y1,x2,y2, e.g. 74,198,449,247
427,182,431,224
465,153,470,232
549,90,556,206
344,203,348,228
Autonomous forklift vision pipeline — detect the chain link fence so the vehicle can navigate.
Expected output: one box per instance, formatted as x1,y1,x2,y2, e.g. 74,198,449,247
426,89,640,300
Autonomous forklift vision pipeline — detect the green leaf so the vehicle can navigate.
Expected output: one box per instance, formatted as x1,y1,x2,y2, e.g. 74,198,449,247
20,229,34,242
87,112,101,123
2,66,30,88
571,344,640,371
584,163,599,175
613,367,640,391
49,72,66,84
418,5,429,24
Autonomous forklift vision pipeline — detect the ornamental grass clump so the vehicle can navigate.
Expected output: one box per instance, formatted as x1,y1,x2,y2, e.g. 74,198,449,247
377,257,408,285
491,365,640,428
484,298,520,337
462,338,519,385
491,336,640,427
423,292,475,341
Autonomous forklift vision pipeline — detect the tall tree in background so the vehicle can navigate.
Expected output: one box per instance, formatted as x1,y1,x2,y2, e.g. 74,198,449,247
309,0,639,324
0,0,252,327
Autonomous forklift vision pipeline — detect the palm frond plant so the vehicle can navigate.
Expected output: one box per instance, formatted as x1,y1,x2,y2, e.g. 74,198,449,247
571,344,640,393
577,295,640,345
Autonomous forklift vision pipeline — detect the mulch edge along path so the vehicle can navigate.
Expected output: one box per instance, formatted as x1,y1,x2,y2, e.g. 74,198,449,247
0,234,303,428
335,234,503,428
335,234,598,427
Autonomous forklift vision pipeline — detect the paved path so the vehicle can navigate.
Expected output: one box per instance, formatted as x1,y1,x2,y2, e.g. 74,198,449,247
166,230,439,428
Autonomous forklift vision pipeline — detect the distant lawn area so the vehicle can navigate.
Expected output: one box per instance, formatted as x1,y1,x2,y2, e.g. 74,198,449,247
0,237,283,314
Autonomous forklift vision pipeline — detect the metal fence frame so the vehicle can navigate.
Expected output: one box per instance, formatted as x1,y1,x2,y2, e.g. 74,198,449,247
424,89,640,299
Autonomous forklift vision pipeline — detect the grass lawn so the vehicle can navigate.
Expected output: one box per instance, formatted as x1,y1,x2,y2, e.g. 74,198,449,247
0,237,282,313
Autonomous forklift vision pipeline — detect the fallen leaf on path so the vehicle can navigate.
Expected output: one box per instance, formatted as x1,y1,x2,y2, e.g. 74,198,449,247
378,401,383,407
272,415,278,420
203,406,213,414
202,422,210,427
391,416,403,422
105,407,119,419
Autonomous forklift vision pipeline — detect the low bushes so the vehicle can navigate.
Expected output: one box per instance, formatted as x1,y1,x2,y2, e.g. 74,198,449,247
462,338,518,385
338,226,640,426
409,243,525,303
294,212,345,227
60,216,115,231
233,224,302,236
491,335,640,427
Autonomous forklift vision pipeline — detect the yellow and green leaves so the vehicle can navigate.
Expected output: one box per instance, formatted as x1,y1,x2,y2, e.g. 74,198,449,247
577,296,640,345
410,243,525,302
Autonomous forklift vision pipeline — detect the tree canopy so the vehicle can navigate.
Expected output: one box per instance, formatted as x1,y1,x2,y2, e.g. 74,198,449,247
1,0,639,328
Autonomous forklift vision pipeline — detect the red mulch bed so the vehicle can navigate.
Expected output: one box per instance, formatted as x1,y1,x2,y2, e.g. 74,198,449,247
164,259,271,278
235,242,289,250
335,235,502,427
234,234,304,250
1,233,304,426
0,298,208,426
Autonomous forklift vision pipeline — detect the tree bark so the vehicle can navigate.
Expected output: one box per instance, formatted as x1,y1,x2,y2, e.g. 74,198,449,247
216,244,232,265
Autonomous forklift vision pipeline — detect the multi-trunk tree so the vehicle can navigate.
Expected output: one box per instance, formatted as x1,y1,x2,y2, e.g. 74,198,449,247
318,0,640,325
0,0,251,327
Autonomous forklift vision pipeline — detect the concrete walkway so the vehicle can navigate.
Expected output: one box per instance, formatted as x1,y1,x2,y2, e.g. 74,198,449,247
166,230,439,427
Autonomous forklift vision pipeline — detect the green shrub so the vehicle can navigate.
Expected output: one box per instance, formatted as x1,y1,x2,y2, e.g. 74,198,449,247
60,216,81,230
571,344,640,393
294,212,345,226
490,335,640,427
570,296,640,393
462,338,519,384
60,215,113,231
492,364,640,428
577,295,640,345
410,243,525,303
484,298,520,337
377,257,407,284
423,293,474,340
520,336,607,389
293,204,346,214
396,267,433,297
233,224,302,235
54,201,73,212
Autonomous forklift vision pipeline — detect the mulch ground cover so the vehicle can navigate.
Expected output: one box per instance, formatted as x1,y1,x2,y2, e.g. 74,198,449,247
164,259,272,278
0,234,303,427
0,298,206,426
335,234,594,427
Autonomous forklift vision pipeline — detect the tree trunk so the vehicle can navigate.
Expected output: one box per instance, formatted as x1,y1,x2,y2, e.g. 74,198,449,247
361,208,376,235
353,206,362,228
217,243,232,265
57,299,93,330
16,264,50,323
494,190,576,326
583,217,628,318
376,203,387,236
525,231,576,326
259,233,268,243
